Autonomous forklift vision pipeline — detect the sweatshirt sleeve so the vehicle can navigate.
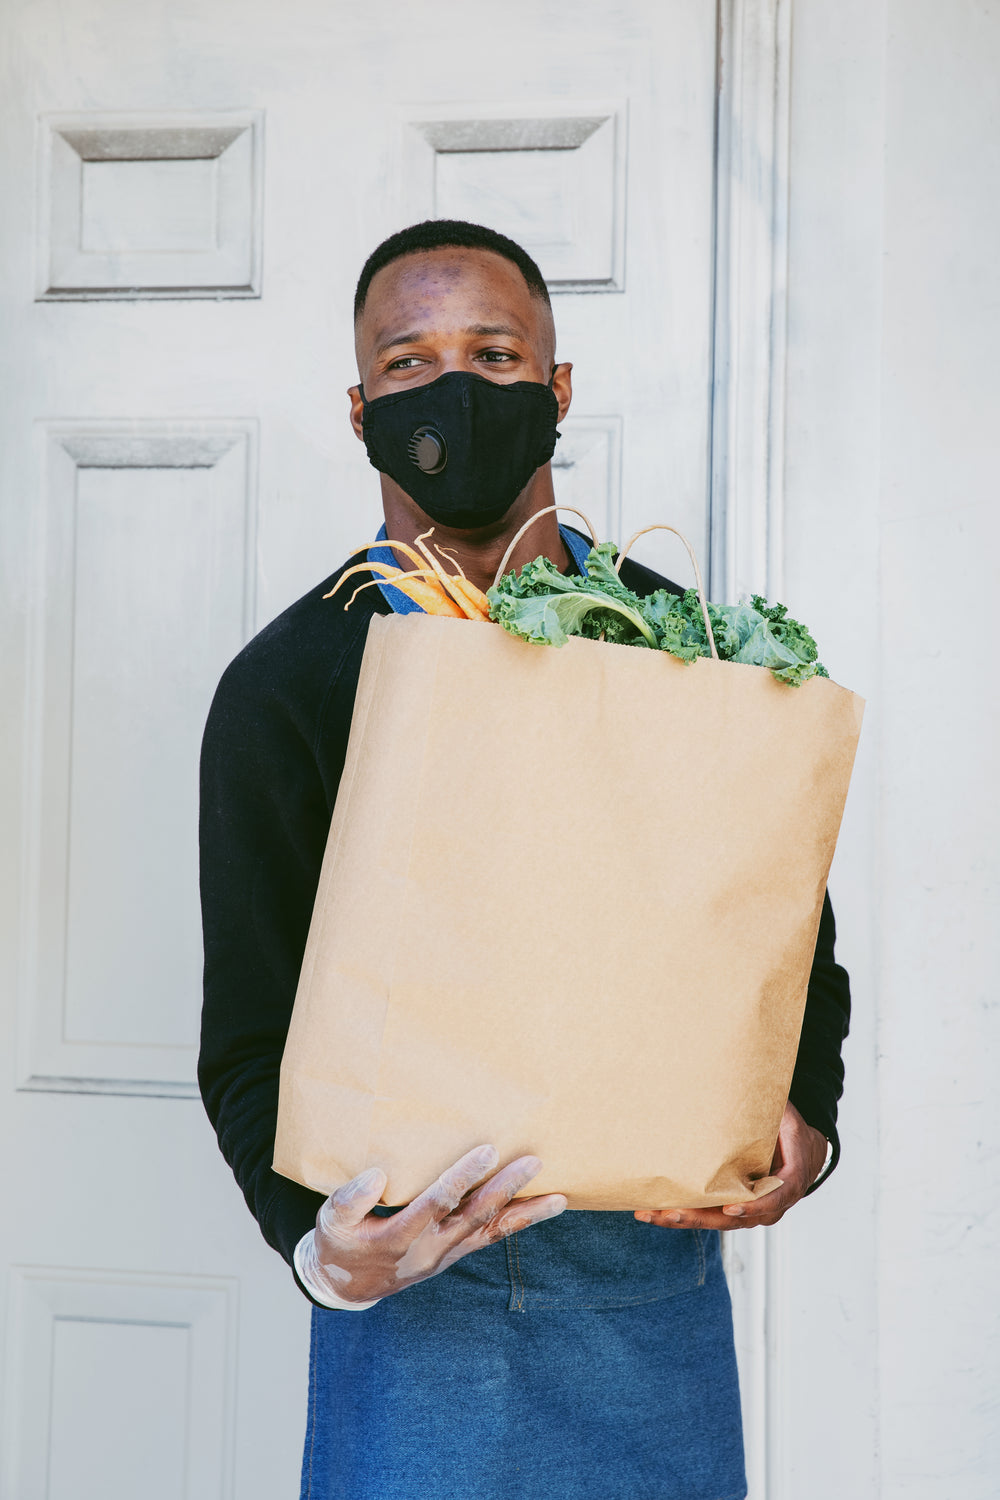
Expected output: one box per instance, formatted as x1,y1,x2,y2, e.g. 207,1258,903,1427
788,890,851,1191
197,642,331,1265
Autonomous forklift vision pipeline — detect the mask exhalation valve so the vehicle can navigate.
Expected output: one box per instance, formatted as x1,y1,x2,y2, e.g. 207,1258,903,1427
407,426,447,474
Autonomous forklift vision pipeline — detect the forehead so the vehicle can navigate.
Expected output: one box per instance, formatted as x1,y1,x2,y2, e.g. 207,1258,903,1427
358,247,549,346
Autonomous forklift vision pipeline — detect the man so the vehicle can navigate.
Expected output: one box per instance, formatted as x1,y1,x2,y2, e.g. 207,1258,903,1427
199,219,849,1499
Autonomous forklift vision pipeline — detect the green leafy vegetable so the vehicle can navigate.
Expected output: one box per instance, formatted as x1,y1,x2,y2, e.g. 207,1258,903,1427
487,545,658,649
486,549,829,686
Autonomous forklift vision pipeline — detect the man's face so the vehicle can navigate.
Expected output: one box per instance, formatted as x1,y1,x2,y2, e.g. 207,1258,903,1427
349,247,570,437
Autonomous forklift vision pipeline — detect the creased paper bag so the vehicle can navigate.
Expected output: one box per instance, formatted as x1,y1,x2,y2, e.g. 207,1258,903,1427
274,612,864,1210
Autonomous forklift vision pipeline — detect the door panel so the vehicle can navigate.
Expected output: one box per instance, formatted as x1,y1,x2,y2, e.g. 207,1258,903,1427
0,3,719,1493
20,424,255,1096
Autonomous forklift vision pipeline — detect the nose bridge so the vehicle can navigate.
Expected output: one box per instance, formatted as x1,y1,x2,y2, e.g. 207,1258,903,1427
438,344,477,376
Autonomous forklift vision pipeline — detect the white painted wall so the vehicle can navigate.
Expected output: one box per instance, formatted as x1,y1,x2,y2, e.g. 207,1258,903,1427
877,4,1000,1492
775,2,1000,1495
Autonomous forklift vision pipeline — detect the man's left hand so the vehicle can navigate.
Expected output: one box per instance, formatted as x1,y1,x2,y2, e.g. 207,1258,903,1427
634,1101,829,1232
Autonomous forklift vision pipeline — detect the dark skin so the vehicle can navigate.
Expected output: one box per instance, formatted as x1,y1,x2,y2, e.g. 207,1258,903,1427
636,1106,828,1232
348,246,573,595
306,247,828,1305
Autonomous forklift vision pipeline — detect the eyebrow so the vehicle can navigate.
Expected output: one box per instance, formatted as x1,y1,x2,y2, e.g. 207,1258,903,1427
374,323,528,358
465,323,526,339
374,329,425,358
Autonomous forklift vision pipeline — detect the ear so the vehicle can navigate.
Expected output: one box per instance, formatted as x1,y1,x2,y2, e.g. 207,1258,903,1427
551,362,573,423
347,385,365,442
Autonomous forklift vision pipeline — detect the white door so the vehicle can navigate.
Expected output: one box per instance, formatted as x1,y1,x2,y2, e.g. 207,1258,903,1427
0,2,720,1495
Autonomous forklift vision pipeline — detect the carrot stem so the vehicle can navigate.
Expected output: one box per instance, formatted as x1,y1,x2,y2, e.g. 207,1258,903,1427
343,538,431,573
414,530,487,619
323,561,402,599
328,534,489,619
433,544,468,580
342,572,466,616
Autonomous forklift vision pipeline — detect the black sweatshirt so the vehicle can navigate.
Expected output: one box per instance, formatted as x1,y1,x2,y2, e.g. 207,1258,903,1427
198,542,851,1269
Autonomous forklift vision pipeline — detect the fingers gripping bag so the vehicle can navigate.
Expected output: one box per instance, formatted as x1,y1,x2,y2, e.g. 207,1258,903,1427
274,511,864,1211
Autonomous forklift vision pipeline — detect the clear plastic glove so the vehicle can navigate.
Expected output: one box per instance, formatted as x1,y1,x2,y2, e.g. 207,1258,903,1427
297,1144,567,1307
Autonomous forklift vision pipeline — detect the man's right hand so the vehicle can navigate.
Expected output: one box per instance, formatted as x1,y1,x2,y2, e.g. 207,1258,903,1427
297,1145,567,1306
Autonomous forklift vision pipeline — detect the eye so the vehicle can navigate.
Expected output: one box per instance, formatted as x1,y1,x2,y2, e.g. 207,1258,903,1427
385,355,424,371
476,349,518,364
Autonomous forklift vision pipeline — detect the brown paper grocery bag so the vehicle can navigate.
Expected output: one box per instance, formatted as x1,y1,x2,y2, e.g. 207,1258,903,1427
275,610,863,1210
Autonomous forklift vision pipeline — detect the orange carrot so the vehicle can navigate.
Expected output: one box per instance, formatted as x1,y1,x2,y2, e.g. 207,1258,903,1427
344,571,466,616
323,560,401,599
413,531,491,620
328,532,490,620
391,577,465,615
325,561,464,617
343,539,433,573
432,546,491,619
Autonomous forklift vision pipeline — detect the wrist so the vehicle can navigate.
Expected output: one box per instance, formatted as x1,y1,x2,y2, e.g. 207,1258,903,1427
806,1126,833,1182
294,1230,382,1311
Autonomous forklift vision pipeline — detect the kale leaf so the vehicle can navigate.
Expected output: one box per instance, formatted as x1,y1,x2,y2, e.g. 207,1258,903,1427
487,547,658,648
487,547,829,685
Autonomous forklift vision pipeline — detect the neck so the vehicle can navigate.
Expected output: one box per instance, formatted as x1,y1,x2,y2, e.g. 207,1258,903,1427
380,467,570,595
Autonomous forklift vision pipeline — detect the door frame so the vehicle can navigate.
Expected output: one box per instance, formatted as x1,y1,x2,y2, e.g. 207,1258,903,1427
710,3,793,1496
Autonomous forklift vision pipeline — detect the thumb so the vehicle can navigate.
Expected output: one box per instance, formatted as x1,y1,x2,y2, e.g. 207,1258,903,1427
319,1166,387,1235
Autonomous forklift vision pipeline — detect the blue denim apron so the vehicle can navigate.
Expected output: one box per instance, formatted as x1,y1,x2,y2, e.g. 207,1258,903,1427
299,531,746,1500
302,1212,745,1500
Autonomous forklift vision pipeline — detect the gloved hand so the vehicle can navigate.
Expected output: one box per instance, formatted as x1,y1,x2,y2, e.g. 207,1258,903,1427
297,1145,566,1307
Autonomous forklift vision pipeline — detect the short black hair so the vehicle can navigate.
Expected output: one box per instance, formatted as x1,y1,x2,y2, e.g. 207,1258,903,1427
354,219,551,320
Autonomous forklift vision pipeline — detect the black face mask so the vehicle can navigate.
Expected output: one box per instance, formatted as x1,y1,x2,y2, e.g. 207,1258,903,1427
359,370,561,529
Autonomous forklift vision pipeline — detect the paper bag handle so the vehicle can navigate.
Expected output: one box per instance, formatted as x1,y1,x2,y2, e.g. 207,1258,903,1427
615,524,719,661
491,505,601,589
492,509,719,663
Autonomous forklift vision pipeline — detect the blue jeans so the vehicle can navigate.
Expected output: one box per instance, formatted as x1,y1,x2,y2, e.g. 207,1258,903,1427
300,1212,746,1500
